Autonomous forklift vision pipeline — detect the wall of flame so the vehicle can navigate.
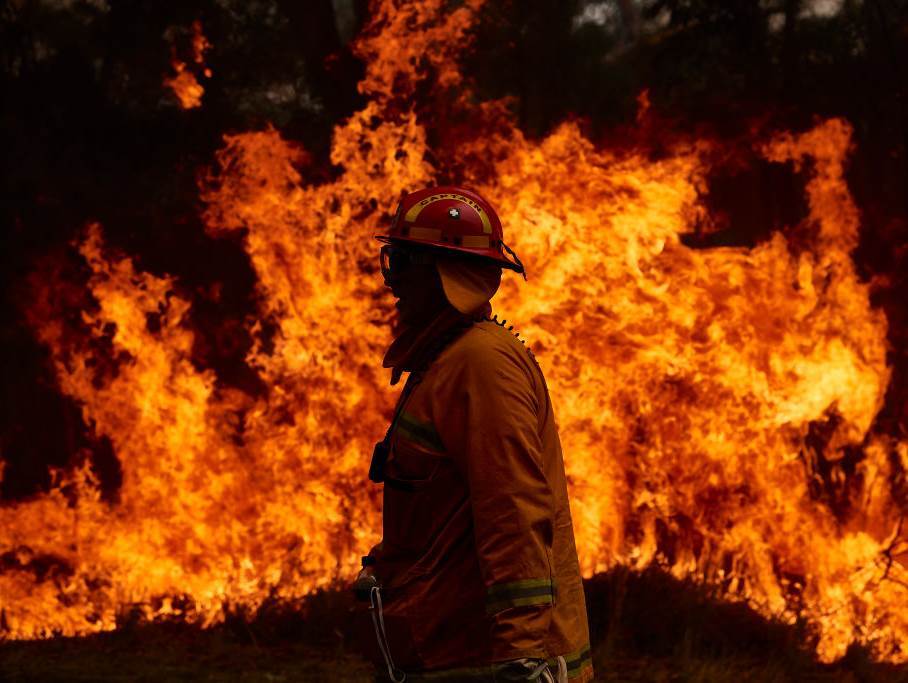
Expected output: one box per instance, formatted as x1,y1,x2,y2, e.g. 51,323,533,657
2,0,906,664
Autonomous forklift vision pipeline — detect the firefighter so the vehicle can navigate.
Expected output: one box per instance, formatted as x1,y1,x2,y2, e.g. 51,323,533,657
355,186,593,683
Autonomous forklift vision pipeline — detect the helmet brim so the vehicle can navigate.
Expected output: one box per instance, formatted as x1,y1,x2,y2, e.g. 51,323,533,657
373,234,524,273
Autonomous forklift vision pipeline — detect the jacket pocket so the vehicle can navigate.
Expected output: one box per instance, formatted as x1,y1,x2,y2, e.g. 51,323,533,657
381,438,454,560
382,476,441,557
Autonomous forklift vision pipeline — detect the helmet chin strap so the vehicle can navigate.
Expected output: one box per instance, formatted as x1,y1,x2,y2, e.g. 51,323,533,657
501,240,527,280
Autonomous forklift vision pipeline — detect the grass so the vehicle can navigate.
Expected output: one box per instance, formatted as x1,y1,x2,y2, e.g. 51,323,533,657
2,568,907,682
584,567,907,682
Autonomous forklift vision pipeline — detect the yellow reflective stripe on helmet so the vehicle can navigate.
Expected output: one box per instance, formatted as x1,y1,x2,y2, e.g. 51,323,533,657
404,193,493,234
485,577,555,614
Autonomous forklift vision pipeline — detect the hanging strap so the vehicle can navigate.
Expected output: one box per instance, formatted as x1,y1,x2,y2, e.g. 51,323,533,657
555,656,568,683
370,586,407,682
501,240,527,280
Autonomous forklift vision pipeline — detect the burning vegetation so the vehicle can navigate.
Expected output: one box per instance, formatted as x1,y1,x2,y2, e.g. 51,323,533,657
2,0,907,672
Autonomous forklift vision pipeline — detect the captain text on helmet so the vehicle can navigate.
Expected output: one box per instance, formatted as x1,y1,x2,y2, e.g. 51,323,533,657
354,187,593,683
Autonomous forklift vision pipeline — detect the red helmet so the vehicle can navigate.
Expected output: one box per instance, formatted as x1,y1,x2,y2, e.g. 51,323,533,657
374,186,525,276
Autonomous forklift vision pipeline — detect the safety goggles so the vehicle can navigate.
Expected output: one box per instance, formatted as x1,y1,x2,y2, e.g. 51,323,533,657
379,244,435,281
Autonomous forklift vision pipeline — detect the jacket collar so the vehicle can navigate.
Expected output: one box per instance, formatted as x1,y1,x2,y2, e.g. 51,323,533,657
382,301,492,385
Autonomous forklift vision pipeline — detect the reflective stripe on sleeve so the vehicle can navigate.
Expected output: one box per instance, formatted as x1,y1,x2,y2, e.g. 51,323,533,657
485,578,555,615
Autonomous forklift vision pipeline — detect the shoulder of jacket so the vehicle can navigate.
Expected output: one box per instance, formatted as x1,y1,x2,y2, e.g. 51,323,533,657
438,320,539,374
447,321,512,354
475,319,541,365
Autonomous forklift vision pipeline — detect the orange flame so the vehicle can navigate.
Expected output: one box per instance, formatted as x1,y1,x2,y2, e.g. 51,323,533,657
164,20,211,109
3,0,907,664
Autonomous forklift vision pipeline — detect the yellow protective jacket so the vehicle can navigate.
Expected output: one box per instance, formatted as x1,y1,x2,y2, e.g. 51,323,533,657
363,307,593,681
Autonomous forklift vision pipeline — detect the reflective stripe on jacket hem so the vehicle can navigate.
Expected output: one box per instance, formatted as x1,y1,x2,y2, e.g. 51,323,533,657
548,645,592,679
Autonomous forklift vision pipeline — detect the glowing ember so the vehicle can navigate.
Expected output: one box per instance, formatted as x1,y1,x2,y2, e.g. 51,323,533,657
2,0,906,665
164,20,211,109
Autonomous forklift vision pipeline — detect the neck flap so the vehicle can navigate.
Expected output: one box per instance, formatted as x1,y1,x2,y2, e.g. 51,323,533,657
382,301,492,385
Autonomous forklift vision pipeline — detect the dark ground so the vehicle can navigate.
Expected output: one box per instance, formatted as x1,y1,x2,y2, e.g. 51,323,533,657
2,568,907,683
